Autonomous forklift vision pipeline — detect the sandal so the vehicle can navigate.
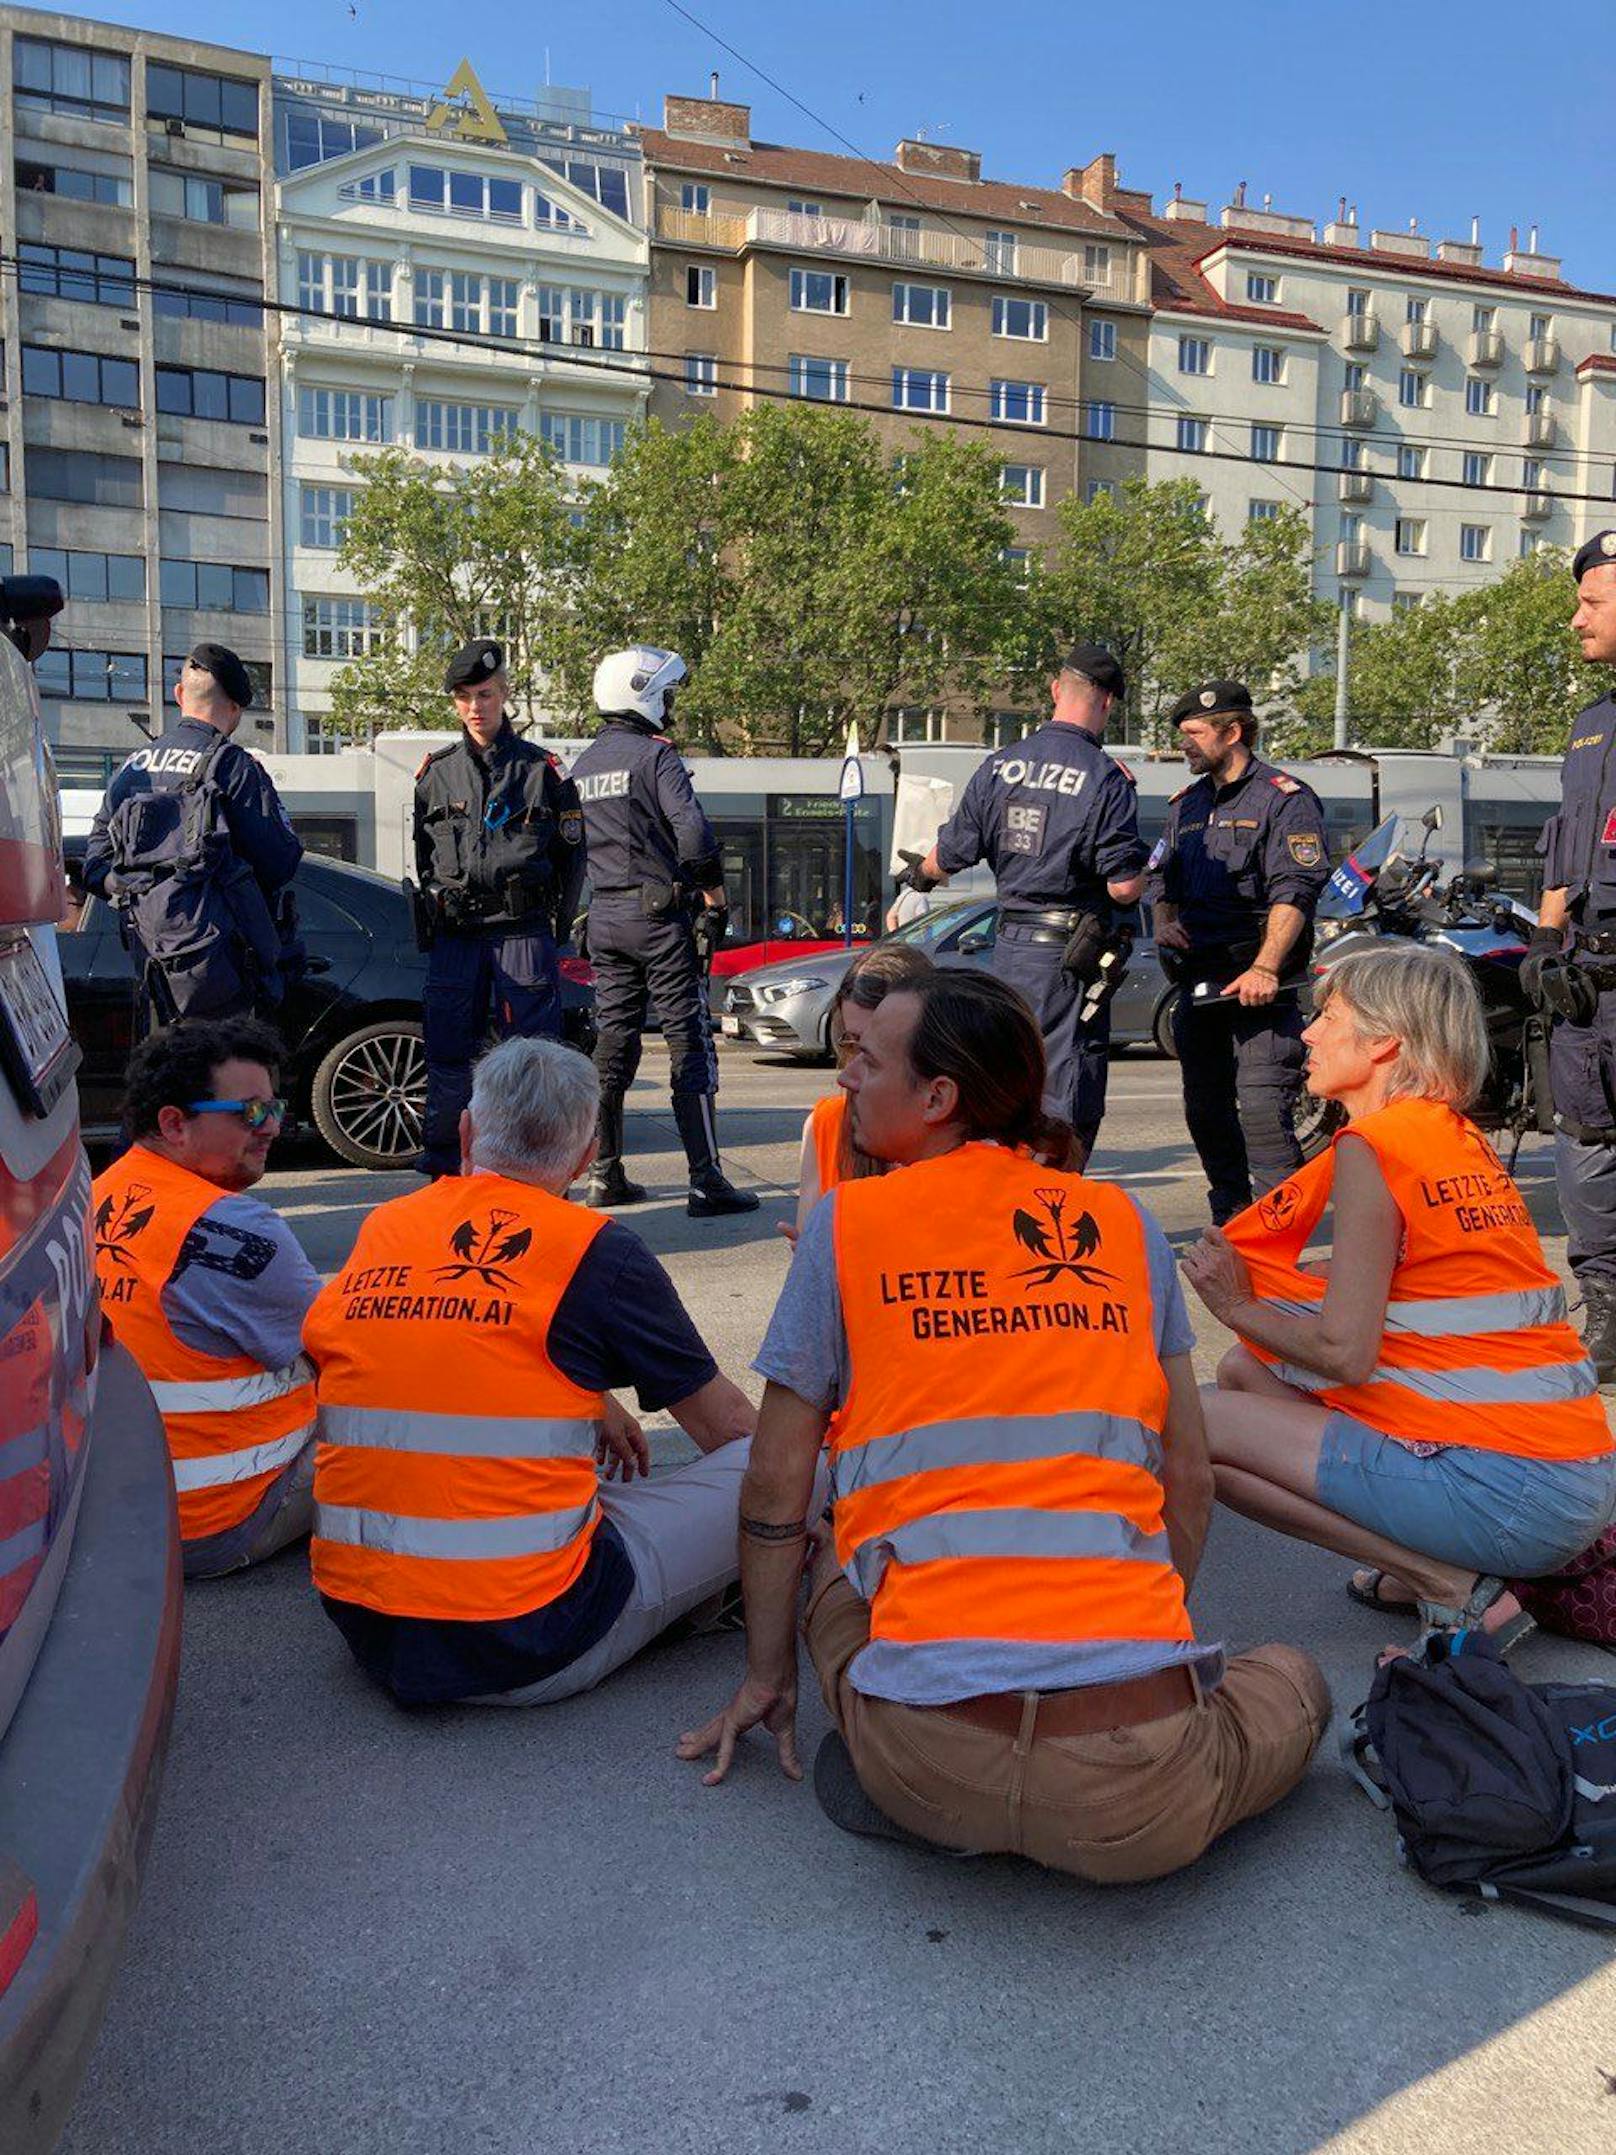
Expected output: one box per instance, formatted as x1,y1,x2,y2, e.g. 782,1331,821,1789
1346,1568,1418,1613
1412,1574,1538,1658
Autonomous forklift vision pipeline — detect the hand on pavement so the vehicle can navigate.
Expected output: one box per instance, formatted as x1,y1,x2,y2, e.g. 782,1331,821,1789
677,1675,801,1786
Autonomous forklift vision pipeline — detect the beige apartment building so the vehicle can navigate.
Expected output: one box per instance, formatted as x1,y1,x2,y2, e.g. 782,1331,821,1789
637,92,1152,568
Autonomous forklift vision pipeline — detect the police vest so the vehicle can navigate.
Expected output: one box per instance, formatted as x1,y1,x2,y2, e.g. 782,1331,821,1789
305,1174,609,1622
808,1093,847,1198
1223,1098,1610,1463
92,1148,315,1542
826,1144,1193,1673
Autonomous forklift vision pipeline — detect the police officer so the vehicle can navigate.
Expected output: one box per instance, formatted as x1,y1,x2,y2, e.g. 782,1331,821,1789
569,645,757,1217
1150,681,1329,1223
411,638,585,1179
902,645,1144,1166
1529,529,1616,1379
84,642,301,1030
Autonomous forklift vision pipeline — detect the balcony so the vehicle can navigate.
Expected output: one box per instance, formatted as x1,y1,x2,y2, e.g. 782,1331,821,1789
1525,335,1561,377
1523,411,1557,451
1467,327,1504,369
1338,469,1373,504
1400,319,1439,362
1522,489,1553,522
1335,539,1371,580
1339,389,1377,429
654,201,1107,290
1340,310,1379,354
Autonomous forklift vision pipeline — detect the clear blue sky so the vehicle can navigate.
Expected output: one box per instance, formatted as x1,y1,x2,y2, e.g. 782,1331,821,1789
71,0,1612,293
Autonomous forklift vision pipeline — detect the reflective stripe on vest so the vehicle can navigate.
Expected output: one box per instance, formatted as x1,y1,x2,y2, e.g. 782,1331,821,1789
832,1409,1163,1500
1259,1286,1570,1339
842,1503,1171,1603
314,1494,600,1563
171,1423,314,1494
1271,1357,1598,1407
148,1360,312,1415
317,1403,600,1460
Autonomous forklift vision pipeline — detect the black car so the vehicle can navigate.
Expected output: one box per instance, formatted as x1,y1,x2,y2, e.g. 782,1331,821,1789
60,844,598,1170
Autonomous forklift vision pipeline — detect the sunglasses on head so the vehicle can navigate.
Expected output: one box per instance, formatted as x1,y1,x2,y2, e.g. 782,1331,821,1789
186,1097,287,1133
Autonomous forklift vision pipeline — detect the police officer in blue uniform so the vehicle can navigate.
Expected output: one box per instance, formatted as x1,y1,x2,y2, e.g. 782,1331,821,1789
1150,680,1329,1223
411,639,585,1178
85,642,301,1028
1528,529,1616,1378
904,645,1144,1165
570,645,757,1218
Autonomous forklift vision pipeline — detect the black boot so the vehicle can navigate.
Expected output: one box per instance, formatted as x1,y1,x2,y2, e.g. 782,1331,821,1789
586,1090,646,1207
1581,1275,1616,1385
673,1093,759,1217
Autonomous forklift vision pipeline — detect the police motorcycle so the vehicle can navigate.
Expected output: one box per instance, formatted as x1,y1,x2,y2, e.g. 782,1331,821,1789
1299,805,1544,1158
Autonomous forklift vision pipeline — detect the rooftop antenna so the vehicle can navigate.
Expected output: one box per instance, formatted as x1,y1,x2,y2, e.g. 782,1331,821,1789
709,70,719,98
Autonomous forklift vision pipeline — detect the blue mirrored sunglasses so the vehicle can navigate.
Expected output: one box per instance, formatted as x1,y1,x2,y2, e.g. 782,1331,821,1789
185,1097,288,1133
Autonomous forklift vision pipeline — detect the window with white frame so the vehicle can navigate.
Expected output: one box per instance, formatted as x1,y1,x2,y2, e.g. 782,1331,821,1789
408,164,523,223
680,182,710,214
893,367,950,413
1346,287,1371,317
564,288,627,350
1344,362,1368,393
992,295,1047,340
1340,513,1363,545
1472,303,1496,333
1088,319,1116,362
1246,270,1279,304
1466,376,1495,416
789,266,849,315
1460,524,1490,563
1395,517,1427,556
787,199,822,217
1177,415,1208,453
1405,295,1428,324
685,353,717,397
1251,422,1280,462
1398,368,1429,408
1085,401,1116,441
991,379,1045,424
1340,436,1365,469
788,355,848,403
1521,529,1544,557
1178,334,1211,375
1000,547,1032,580
1526,383,1549,416
149,166,258,229
1530,312,1553,339
686,265,716,309
297,387,391,442
892,281,950,329
985,230,1017,274
1392,591,1422,612
1398,444,1427,480
413,269,447,329
1523,456,1544,490
1084,478,1113,504
1000,463,1044,507
1463,450,1492,488
538,413,627,465
1252,345,1286,385
1083,244,1111,286
302,597,382,658
1248,499,1280,521
299,251,392,322
415,401,520,455
299,484,355,549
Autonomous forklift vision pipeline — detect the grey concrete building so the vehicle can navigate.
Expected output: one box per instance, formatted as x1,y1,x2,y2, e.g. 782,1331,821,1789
0,5,280,781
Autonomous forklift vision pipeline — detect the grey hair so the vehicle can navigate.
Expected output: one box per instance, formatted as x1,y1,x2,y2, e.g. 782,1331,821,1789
467,1037,599,1185
1314,943,1489,1110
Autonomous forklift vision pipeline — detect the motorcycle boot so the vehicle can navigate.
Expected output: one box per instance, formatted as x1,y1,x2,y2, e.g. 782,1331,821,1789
586,1090,647,1208
1581,1274,1616,1386
674,1092,760,1217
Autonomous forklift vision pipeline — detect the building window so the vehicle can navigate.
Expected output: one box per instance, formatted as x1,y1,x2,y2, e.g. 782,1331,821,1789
1395,517,1427,556
300,485,355,549
681,182,710,214
145,63,259,138
1083,244,1112,286
685,353,717,397
893,367,951,413
893,282,951,329
13,38,130,124
298,387,392,443
1176,416,1208,453
992,295,1047,341
1088,319,1116,362
488,279,519,339
1000,547,1031,580
1465,376,1496,417
158,558,269,612
789,266,849,315
1530,312,1553,339
1462,451,1492,487
155,366,265,425
284,112,383,170
1523,457,1544,491
21,345,140,408
538,414,627,465
151,275,263,327
686,265,716,309
17,244,135,307
149,166,258,229
1340,437,1365,470
156,463,267,520
990,379,1044,424
33,648,147,702
415,401,520,455
1250,423,1280,462
303,598,382,660
340,168,397,207
1392,592,1422,613
27,548,144,603
1472,303,1496,333
1340,514,1363,546
1398,444,1427,480
299,252,393,323
1459,525,1491,563
1083,479,1114,505
1346,287,1371,317
1252,345,1286,385
1246,271,1279,304
413,269,447,329
538,156,630,220
1521,529,1544,557
1344,362,1368,393
1085,401,1116,441
407,165,523,223
985,230,1017,275
1398,368,1429,408
14,157,133,206
787,199,822,218
1178,335,1211,375
1000,463,1045,508
788,355,849,403
1248,499,1280,522
27,449,142,507
1526,384,1548,417
1405,295,1428,324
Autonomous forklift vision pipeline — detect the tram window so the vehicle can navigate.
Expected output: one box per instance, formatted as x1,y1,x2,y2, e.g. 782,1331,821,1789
1464,800,1552,902
1323,800,1373,863
765,805,883,940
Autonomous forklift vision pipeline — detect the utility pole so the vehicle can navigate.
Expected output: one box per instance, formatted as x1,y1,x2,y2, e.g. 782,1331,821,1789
1332,596,1352,751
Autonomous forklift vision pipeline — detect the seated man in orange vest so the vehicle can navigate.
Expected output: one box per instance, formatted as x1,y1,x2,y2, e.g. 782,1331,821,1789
679,972,1330,1882
303,1036,757,1707
92,1018,319,1577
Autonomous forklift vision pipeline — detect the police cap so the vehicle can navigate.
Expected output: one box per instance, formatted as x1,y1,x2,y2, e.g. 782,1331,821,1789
1169,680,1254,726
1571,531,1616,582
443,638,505,693
188,642,253,710
1062,643,1126,699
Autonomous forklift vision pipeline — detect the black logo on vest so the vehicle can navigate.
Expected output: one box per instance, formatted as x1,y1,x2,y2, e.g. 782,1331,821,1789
432,1208,533,1289
94,1184,156,1267
1011,1188,1116,1288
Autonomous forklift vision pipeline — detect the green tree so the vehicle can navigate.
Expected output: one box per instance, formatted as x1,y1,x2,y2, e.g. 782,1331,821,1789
1451,547,1602,753
1279,594,1466,757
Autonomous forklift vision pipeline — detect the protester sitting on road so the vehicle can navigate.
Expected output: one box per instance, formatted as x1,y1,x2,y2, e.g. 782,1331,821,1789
1183,943,1616,1646
91,1019,319,1578
303,1036,759,1707
792,943,934,1237
680,971,1330,1882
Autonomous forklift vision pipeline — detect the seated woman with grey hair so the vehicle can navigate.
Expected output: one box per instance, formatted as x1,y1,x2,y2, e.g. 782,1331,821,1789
1181,943,1616,1645
304,1036,767,1708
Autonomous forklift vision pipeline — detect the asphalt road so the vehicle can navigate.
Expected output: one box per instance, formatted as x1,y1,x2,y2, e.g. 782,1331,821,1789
62,1045,1616,2155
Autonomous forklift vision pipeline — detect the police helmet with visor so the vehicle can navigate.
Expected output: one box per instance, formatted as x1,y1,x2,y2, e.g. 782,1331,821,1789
593,645,688,729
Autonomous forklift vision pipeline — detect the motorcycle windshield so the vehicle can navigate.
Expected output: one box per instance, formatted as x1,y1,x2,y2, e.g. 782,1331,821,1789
1319,814,1402,920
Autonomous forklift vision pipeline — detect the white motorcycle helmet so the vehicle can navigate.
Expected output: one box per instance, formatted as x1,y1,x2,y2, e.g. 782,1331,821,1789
592,645,688,728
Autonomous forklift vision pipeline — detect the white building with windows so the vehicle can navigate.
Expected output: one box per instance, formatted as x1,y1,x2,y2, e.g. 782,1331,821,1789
272,66,647,746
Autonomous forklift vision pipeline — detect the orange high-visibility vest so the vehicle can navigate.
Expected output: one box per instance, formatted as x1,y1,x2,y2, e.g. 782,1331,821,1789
305,1173,609,1622
808,1093,847,1197
828,1143,1193,1667
92,1147,315,1542
1223,1097,1610,1462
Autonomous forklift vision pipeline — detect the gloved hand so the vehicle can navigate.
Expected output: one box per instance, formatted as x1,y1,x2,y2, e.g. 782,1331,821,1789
896,848,939,896
1521,926,1566,1008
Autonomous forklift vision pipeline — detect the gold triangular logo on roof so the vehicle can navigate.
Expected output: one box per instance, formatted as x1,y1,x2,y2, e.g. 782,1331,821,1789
426,59,507,147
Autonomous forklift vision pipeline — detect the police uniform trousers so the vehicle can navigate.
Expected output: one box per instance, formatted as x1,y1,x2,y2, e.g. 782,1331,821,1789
991,925,1109,1151
588,895,718,1099
1172,972,1306,1225
420,927,560,1175
1550,973,1616,1288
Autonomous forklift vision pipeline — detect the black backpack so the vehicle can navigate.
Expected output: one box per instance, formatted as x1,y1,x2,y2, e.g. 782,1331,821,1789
1345,1631,1616,1929
104,735,284,1021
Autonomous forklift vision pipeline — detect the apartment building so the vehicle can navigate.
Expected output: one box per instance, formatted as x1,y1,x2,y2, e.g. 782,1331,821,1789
0,5,279,778
638,92,1153,571
274,64,647,747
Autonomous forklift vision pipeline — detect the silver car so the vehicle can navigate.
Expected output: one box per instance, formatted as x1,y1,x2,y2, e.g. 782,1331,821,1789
718,901,1179,1062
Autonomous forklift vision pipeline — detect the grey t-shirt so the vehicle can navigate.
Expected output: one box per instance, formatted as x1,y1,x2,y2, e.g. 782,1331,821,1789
755,1184,1223,1705
162,1191,322,1371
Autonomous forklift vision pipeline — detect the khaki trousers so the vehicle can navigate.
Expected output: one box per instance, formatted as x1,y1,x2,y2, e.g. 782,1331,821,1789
804,1543,1331,1884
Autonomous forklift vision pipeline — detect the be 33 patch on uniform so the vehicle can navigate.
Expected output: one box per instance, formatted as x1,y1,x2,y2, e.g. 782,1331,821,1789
1287,832,1323,867
1004,802,1047,856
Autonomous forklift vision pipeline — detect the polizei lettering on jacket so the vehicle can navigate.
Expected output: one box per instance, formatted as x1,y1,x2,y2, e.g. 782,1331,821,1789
877,1266,1131,1339
993,759,1088,796
126,746,206,776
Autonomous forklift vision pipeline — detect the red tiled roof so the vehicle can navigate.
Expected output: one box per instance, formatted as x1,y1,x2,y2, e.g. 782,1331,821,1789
1192,224,1614,307
1577,352,1616,375
635,126,1129,239
1113,204,1323,331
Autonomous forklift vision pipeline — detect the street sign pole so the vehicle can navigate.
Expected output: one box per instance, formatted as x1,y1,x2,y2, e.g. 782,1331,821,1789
838,724,864,951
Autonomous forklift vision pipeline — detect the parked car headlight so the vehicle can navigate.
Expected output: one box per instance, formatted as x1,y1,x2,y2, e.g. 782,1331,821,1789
759,976,830,1004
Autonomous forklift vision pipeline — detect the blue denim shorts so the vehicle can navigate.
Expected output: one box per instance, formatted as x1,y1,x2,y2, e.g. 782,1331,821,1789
1315,1415,1616,1578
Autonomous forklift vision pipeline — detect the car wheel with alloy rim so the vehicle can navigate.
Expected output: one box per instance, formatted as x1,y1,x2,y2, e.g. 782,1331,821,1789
310,1019,427,1170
